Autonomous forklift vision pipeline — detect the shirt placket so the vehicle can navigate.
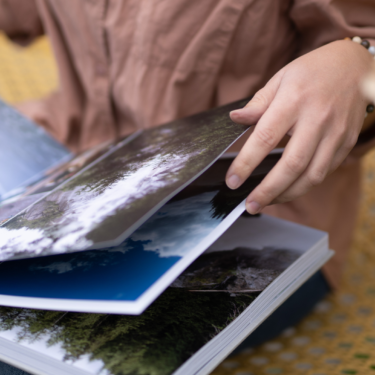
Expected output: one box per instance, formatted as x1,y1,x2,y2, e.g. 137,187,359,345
86,0,117,141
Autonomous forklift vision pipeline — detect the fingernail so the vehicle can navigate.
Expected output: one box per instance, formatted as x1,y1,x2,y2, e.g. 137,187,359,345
246,201,261,215
227,174,241,189
230,109,244,116
230,109,246,119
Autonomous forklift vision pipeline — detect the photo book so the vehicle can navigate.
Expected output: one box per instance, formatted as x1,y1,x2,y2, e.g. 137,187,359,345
0,99,333,375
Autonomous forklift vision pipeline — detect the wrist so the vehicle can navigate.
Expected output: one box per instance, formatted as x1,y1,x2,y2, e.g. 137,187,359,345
338,39,374,130
335,39,373,65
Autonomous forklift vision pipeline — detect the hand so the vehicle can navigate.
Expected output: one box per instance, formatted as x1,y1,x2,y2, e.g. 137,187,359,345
226,40,373,214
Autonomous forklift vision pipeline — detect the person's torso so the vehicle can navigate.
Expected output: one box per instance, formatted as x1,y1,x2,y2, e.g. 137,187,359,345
37,0,297,150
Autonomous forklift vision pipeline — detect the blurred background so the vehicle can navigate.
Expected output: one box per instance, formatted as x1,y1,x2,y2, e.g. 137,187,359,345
1,33,375,375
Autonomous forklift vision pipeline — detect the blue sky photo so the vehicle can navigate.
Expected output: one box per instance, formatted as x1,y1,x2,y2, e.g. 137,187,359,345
0,191,223,301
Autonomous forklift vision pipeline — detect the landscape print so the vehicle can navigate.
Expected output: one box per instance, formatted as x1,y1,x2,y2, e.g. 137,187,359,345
0,290,255,375
17,139,115,198
0,240,303,375
0,104,248,261
0,193,45,225
171,247,301,293
0,100,71,198
0,190,223,302
0,141,115,224
0,154,279,306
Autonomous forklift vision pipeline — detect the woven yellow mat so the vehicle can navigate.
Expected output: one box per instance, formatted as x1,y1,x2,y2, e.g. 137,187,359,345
0,33,57,103
1,32,375,375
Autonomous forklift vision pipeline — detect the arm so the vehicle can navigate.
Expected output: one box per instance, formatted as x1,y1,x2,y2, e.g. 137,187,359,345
226,0,375,214
0,0,43,45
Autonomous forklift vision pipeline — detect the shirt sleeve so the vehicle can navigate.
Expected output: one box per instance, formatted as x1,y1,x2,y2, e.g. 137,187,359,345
0,0,43,44
290,0,375,56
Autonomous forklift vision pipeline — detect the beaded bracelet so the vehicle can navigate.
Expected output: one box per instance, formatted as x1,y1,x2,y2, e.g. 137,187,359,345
345,36,375,116
345,36,375,57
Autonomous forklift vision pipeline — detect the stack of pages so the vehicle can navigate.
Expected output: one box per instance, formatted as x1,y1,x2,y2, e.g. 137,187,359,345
0,99,333,375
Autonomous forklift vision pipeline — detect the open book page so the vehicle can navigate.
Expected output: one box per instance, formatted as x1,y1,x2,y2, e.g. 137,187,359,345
0,101,249,261
0,214,328,375
0,155,280,314
173,213,327,294
0,100,72,200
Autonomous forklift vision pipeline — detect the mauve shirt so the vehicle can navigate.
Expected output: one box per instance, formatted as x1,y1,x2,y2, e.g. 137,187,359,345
1,0,375,288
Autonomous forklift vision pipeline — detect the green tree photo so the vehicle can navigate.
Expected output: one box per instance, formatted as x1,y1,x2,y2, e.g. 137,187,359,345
0,290,255,375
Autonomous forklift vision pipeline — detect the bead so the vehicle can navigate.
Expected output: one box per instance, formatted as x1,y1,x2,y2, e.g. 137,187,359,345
361,40,371,49
366,104,375,113
344,37,351,41
369,46,375,56
352,36,362,44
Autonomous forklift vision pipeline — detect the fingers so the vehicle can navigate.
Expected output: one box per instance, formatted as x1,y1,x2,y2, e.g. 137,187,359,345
328,132,358,171
226,92,297,191
270,138,338,205
226,40,370,212
271,125,359,205
244,121,323,213
226,71,286,190
230,71,283,125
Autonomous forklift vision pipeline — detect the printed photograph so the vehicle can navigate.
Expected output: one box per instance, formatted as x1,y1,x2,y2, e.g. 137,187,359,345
0,155,279,303
0,193,45,225
0,230,302,375
0,141,115,225
0,100,71,198
0,190,222,301
0,290,256,375
20,140,116,197
0,110,247,261
171,247,301,293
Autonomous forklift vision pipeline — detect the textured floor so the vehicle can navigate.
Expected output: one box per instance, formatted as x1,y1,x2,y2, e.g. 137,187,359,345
1,32,375,375
0,33,57,103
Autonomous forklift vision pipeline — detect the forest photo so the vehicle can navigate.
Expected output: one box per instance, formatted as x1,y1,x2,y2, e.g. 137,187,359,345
0,228,304,375
0,290,256,375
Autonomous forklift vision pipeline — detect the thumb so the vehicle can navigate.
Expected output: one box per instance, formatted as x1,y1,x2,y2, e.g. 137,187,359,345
230,71,283,125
